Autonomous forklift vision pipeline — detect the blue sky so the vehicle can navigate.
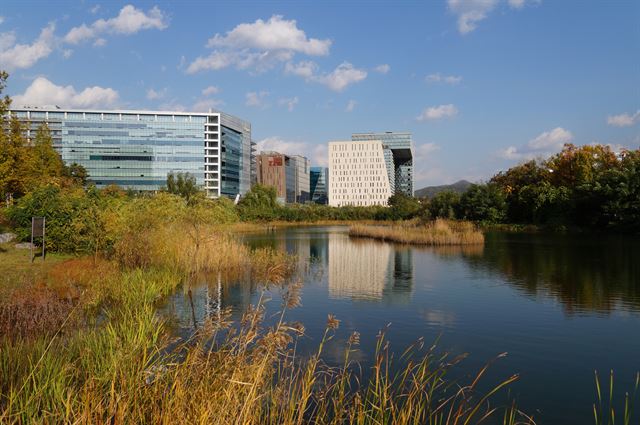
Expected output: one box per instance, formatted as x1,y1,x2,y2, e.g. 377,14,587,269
1,0,638,187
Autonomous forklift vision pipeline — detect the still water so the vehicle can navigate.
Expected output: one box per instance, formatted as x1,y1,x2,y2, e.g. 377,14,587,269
164,226,640,425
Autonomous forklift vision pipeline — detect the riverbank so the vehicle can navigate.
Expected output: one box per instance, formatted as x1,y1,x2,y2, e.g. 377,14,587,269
1,213,533,423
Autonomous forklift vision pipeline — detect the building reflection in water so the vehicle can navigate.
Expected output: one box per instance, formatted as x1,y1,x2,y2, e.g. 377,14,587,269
327,234,413,303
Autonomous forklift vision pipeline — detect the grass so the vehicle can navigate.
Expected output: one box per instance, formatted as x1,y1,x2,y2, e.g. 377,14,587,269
0,211,535,424
350,219,485,246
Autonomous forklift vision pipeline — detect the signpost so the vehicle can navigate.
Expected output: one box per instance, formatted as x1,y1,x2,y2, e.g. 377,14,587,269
31,216,46,262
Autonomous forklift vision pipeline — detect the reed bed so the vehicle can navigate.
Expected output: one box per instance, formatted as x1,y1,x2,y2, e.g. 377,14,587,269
350,219,485,246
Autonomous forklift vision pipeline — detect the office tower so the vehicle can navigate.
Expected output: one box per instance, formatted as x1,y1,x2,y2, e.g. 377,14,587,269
255,151,310,203
328,140,393,207
310,167,329,204
10,107,252,198
352,132,413,196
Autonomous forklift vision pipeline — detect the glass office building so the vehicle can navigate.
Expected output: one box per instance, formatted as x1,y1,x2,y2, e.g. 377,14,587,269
351,132,413,196
310,167,329,204
11,107,252,198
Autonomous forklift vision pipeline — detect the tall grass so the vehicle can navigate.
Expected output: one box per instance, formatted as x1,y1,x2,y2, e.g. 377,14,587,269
350,219,485,246
593,370,640,425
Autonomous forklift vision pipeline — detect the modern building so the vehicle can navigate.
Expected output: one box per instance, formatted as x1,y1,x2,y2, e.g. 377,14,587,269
328,140,393,207
352,132,413,197
310,167,329,204
10,107,252,199
290,155,310,203
255,151,310,203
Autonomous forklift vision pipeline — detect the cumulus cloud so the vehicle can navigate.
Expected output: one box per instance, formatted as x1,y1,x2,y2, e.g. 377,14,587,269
425,73,462,85
0,23,55,71
447,0,536,34
415,143,440,159
201,85,219,96
13,77,119,109
0,16,5,25
256,136,327,166
64,4,168,44
607,110,640,127
146,88,166,100
416,104,458,121
447,0,498,34
191,98,223,112
284,60,318,78
187,15,329,74
345,99,357,112
499,127,574,160
245,91,269,108
278,96,299,111
285,60,367,91
92,37,107,47
313,62,367,92
374,64,390,74
207,15,330,56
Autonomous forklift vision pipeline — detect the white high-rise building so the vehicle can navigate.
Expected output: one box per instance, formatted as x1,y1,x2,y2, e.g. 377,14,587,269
328,140,393,207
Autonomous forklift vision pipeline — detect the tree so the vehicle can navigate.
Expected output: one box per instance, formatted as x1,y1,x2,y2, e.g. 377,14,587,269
237,184,281,221
62,163,89,186
387,193,421,220
458,183,507,223
166,172,200,201
427,190,461,219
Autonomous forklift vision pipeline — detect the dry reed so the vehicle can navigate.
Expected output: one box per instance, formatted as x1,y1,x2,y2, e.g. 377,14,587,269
350,219,485,246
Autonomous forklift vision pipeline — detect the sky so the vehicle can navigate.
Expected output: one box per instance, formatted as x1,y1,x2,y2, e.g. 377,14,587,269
1,0,639,188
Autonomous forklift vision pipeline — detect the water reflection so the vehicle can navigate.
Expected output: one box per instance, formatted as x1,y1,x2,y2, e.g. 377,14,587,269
328,235,413,302
459,232,640,314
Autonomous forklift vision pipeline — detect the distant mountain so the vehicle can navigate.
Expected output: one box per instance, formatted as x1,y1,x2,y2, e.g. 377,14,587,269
414,180,473,199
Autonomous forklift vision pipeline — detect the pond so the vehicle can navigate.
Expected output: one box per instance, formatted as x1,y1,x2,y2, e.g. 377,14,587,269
163,226,640,425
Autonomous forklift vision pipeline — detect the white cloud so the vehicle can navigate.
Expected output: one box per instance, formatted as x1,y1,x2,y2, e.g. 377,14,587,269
255,136,327,166
192,98,223,112
146,87,166,100
607,110,640,127
245,91,269,108
345,99,357,112
62,49,73,59
201,85,220,97
0,16,5,25
447,0,498,34
447,0,536,34
417,104,458,121
187,15,330,74
208,15,330,56
425,73,462,85
374,64,390,74
285,60,367,91
314,62,367,92
284,60,318,78
0,23,55,71
90,5,101,14
13,77,119,109
415,143,440,159
278,96,299,111
499,127,574,160
64,4,168,44
256,136,308,156
92,37,107,47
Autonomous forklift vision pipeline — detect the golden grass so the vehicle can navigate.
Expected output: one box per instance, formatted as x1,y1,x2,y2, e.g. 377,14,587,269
350,219,485,246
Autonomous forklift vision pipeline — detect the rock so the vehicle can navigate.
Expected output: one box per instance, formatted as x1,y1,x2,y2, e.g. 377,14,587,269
14,242,35,249
0,233,17,244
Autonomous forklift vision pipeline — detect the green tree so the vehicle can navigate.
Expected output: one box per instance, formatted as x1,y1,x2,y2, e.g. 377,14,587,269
458,183,507,223
387,193,422,220
166,172,200,201
237,184,281,221
427,190,461,219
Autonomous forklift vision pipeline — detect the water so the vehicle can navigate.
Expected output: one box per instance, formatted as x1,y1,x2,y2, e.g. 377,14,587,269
163,226,640,424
